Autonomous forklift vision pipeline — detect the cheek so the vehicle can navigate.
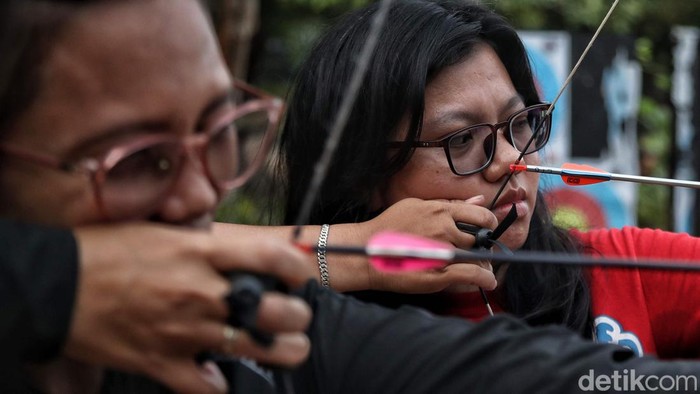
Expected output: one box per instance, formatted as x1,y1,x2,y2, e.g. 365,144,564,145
0,167,100,226
526,150,541,165
381,151,481,206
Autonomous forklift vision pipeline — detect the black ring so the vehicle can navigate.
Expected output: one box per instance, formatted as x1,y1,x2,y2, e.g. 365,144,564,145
226,274,274,347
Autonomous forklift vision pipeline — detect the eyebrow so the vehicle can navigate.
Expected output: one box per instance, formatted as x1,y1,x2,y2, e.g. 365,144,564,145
67,89,236,158
423,95,526,132
196,88,236,129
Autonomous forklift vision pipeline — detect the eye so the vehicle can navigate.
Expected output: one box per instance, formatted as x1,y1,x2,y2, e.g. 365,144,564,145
511,113,533,135
448,129,476,150
108,143,179,184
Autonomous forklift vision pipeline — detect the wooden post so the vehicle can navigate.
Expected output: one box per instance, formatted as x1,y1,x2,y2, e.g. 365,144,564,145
216,0,259,80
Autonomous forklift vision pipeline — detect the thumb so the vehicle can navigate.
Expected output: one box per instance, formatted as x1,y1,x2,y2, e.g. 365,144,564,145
464,195,485,204
448,195,485,205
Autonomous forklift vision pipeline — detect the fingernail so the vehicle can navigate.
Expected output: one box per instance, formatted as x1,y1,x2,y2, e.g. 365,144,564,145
290,298,313,325
201,361,228,393
465,195,485,204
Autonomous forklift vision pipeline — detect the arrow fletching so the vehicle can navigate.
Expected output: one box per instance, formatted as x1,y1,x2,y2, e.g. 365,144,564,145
560,162,611,186
367,232,453,271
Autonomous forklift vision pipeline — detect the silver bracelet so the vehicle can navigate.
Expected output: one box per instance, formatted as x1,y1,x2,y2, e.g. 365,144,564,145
317,224,330,288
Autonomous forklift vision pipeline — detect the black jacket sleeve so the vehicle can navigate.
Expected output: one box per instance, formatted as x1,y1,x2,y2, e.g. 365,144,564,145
292,282,700,394
0,219,78,364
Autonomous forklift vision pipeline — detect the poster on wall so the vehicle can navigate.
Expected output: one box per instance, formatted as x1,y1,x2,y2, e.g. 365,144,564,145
672,26,699,234
518,31,570,167
520,32,642,230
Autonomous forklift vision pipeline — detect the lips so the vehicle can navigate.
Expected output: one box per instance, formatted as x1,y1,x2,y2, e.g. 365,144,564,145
491,189,529,222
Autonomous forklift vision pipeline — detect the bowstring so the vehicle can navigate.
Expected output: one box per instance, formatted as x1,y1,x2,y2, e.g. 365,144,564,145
481,0,621,318
488,0,622,210
282,5,393,393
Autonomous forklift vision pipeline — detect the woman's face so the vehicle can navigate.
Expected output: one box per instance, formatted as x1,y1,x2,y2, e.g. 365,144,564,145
382,43,541,250
0,0,232,228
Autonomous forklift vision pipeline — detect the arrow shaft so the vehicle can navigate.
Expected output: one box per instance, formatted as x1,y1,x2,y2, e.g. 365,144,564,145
520,164,700,190
453,249,700,271
608,172,700,189
313,244,700,272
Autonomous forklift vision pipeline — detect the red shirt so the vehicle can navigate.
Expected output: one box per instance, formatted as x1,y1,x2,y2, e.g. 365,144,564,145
441,227,700,358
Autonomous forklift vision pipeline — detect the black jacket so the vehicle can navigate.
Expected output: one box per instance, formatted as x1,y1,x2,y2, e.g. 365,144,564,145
106,281,700,393
0,220,78,390
4,221,700,393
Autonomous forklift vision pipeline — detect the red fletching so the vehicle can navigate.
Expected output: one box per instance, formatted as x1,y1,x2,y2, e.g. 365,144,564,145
560,162,610,186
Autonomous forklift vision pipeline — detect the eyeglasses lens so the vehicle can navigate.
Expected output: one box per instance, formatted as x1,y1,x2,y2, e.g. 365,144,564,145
510,106,550,154
101,140,184,218
447,125,494,175
447,106,550,175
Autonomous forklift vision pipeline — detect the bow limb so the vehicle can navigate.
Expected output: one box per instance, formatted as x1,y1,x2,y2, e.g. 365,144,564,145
291,0,395,239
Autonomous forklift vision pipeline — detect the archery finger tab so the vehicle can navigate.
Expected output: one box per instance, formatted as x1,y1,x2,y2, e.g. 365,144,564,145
456,222,480,234
225,274,274,347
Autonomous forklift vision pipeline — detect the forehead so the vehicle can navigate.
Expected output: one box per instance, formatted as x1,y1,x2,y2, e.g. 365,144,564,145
10,0,230,148
419,44,519,134
49,0,222,94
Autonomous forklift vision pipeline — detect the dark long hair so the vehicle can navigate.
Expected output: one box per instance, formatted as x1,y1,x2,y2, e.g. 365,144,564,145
280,0,591,334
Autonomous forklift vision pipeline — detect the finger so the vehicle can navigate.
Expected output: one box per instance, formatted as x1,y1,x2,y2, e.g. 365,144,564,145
181,269,232,319
373,262,494,293
219,327,311,368
447,258,493,272
448,226,478,250
147,359,227,394
209,237,314,289
256,292,312,333
449,195,485,205
448,203,498,231
168,320,241,352
160,296,306,354
443,263,497,290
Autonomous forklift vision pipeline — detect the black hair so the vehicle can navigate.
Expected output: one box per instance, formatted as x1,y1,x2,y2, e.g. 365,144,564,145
279,0,591,335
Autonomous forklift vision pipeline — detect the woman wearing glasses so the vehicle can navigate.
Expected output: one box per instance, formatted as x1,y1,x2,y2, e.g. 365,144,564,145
0,0,315,391
278,0,700,358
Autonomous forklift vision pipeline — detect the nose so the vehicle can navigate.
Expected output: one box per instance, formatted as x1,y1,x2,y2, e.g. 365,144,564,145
156,149,220,226
482,128,520,182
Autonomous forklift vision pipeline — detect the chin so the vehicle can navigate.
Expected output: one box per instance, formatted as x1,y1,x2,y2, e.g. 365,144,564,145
501,224,529,251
